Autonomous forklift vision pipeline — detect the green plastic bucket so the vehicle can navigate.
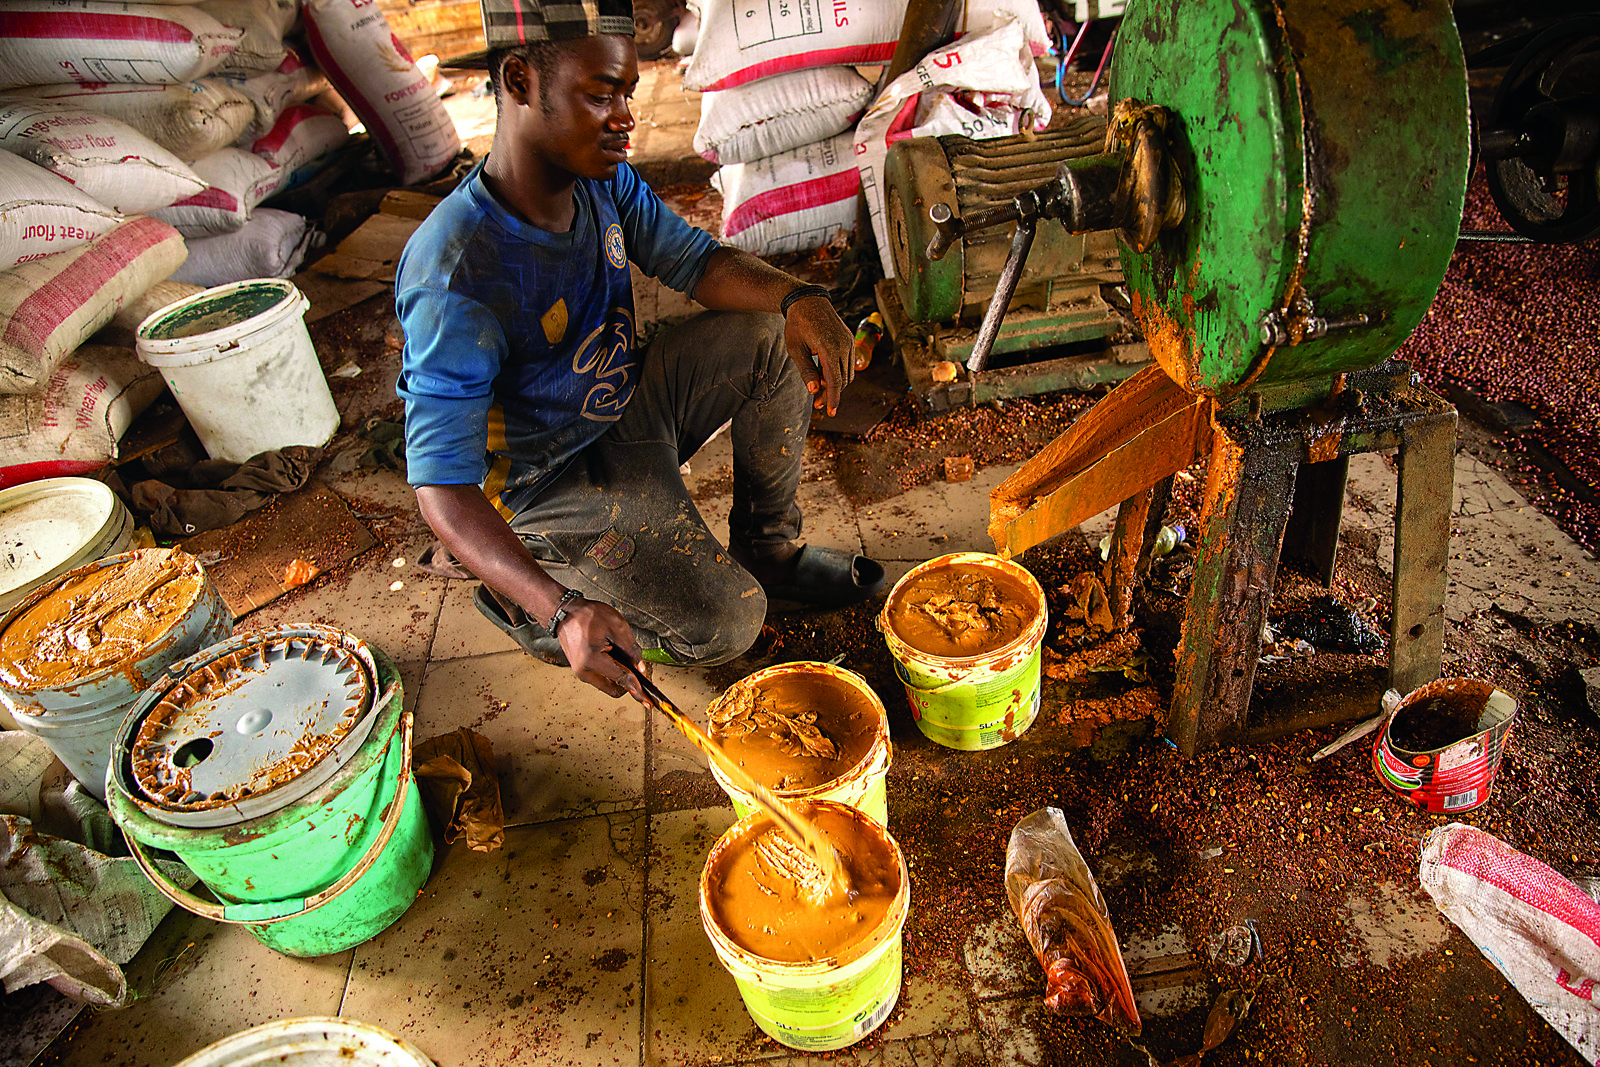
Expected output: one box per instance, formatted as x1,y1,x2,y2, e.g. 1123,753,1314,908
700,801,909,1052
878,553,1048,750
708,662,892,827
105,626,432,958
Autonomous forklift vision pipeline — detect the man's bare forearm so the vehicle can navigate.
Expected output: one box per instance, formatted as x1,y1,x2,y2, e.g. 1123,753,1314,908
415,483,569,624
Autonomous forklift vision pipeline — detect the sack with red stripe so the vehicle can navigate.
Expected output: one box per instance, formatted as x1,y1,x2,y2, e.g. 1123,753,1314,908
852,12,1050,278
301,0,459,186
199,0,297,74
217,47,329,143
249,104,349,190
0,345,167,486
694,66,872,166
0,98,205,214
1420,824,1600,1063
149,146,282,237
0,151,122,270
683,0,1049,93
712,132,858,257
0,1,242,92
5,79,255,162
0,215,186,394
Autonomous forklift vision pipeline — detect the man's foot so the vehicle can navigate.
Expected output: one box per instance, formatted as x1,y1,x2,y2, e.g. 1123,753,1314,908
472,583,568,666
733,543,887,609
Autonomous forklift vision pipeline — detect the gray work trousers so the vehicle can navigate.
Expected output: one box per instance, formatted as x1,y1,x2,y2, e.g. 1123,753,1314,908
503,310,811,664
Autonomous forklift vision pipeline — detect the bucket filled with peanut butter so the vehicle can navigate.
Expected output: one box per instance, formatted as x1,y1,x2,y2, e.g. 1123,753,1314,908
0,548,231,798
878,552,1047,750
706,662,890,826
699,799,909,1051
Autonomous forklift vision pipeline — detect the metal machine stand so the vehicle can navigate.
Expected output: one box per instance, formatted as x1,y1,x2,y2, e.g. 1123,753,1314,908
1095,361,1457,754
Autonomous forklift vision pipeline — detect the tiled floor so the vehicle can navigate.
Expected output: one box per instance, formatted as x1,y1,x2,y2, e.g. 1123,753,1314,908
36,414,1600,1066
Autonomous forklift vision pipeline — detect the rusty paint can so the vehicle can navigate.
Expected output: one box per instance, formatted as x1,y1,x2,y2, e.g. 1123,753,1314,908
1373,678,1518,814
104,625,431,957
0,548,230,799
877,553,1048,751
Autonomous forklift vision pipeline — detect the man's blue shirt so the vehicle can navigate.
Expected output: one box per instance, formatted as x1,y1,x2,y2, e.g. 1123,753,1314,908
394,159,720,509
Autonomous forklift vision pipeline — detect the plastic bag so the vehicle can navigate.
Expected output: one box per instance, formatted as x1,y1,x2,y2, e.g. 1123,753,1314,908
1005,807,1142,1033
1420,823,1600,1063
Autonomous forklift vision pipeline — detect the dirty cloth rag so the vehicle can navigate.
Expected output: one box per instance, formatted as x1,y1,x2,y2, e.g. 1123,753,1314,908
413,727,504,852
0,731,195,1007
130,445,320,538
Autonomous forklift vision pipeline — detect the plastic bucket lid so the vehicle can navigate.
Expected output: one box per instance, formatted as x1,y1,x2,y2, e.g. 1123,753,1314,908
878,552,1048,750
173,1018,433,1067
707,662,892,826
0,478,131,613
136,279,309,369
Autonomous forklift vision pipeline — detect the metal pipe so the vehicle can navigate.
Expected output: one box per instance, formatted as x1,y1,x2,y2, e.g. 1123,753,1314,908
966,213,1037,373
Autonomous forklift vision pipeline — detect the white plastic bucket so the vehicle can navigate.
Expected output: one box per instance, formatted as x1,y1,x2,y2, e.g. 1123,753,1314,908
0,549,231,799
173,1017,433,1067
135,279,338,463
0,477,132,614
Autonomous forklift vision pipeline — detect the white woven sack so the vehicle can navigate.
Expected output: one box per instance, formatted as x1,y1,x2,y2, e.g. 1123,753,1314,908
0,215,187,394
200,0,295,73
694,66,871,166
0,345,167,474
0,1,242,91
0,152,122,269
712,132,858,257
5,80,254,163
302,0,459,186
149,147,282,237
218,49,330,143
248,104,349,188
1421,824,1600,1063
168,208,317,287
854,13,1050,277
0,98,205,215
684,0,1047,92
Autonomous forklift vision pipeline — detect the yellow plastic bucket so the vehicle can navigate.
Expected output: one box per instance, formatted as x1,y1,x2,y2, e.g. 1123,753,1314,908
700,801,909,1052
707,662,891,826
877,552,1048,750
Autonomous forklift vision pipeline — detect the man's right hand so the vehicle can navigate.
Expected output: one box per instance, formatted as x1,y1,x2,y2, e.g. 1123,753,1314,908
554,598,645,701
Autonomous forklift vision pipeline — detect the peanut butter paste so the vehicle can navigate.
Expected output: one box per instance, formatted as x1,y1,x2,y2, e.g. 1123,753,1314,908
886,562,1037,658
0,549,204,690
707,805,902,963
709,668,878,792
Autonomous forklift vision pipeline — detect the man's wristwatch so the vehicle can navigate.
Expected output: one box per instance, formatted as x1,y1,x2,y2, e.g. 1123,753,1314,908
546,588,586,635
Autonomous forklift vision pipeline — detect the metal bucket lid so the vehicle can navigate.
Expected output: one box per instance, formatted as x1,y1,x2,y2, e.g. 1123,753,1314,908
126,628,379,827
0,478,129,613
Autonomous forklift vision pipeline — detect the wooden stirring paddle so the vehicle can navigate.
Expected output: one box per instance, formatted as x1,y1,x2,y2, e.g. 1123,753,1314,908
607,647,848,900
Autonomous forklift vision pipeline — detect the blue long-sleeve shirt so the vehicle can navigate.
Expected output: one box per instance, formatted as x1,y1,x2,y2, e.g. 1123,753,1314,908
395,159,720,512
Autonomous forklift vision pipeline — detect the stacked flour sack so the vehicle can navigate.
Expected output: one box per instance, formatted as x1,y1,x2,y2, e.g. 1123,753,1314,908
684,0,1053,261
0,0,460,485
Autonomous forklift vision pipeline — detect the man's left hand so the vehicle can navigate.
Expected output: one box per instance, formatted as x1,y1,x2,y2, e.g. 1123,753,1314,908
783,294,855,416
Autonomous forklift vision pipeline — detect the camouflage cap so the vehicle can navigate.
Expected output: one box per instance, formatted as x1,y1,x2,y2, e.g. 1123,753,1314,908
444,0,635,70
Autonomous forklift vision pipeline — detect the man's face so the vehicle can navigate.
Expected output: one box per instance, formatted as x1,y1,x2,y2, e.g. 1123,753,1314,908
511,35,638,181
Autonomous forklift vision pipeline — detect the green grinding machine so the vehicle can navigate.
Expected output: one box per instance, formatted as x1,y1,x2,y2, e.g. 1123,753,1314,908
940,0,1471,752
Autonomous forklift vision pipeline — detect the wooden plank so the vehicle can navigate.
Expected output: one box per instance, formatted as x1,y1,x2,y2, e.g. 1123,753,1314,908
987,366,1211,557
184,486,377,619
309,213,424,282
380,0,483,60
379,189,443,221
